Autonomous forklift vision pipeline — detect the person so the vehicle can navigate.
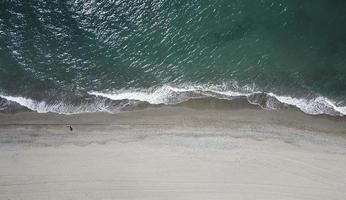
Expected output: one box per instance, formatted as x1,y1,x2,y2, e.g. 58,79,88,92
66,125,73,131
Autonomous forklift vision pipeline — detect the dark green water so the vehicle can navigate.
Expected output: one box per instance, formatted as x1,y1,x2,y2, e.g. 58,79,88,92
0,0,346,115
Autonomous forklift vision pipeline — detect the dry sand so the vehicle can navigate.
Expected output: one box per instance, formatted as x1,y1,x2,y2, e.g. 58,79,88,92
0,106,346,200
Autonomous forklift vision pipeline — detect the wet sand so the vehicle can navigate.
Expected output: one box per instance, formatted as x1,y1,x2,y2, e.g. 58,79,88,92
0,106,346,200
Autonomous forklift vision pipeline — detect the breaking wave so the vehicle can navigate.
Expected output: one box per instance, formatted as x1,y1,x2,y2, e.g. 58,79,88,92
1,84,345,116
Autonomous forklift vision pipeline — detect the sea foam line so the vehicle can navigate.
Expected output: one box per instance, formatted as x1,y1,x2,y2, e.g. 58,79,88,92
89,85,346,116
1,84,345,116
0,94,110,114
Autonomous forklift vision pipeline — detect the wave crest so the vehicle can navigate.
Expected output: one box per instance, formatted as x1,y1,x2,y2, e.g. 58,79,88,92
1,85,345,116
90,85,346,116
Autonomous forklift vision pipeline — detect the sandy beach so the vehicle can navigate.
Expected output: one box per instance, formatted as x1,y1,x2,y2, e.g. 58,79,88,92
2,0,346,199
1,105,346,200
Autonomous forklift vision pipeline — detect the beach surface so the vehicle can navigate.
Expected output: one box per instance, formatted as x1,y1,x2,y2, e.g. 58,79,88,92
1,105,346,200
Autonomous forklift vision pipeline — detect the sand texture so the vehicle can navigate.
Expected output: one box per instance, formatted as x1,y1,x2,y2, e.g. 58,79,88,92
0,107,346,200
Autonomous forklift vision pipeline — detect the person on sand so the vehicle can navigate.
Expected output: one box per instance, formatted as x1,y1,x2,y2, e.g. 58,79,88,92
66,125,73,131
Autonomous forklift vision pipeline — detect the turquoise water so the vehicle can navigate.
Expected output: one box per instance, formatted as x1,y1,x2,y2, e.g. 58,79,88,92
0,0,346,115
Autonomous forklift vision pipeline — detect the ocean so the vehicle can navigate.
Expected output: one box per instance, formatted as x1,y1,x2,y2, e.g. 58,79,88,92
0,0,346,115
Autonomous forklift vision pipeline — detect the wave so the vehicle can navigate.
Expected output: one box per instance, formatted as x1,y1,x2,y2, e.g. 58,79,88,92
0,95,106,114
90,85,346,116
0,94,149,114
1,85,345,116
268,93,346,116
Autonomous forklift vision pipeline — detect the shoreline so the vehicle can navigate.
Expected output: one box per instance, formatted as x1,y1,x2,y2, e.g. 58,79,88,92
2,90,346,117
1,102,346,133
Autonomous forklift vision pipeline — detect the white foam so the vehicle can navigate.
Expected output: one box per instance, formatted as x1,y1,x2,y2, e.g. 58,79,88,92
0,95,48,113
267,93,346,116
89,85,346,116
1,84,345,116
89,85,248,104
0,94,110,114
90,85,202,104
